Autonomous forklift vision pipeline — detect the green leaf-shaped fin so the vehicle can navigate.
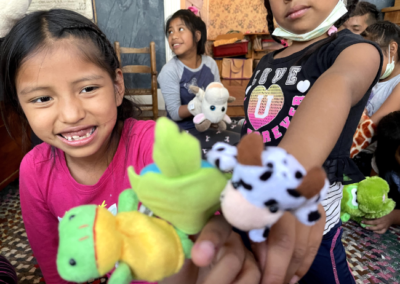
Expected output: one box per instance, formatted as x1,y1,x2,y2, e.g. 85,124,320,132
153,117,201,177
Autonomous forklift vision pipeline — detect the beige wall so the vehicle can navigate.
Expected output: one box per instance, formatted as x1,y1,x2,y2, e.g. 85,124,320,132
207,0,267,39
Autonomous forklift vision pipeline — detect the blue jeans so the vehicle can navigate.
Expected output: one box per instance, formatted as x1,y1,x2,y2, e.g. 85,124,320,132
300,221,356,284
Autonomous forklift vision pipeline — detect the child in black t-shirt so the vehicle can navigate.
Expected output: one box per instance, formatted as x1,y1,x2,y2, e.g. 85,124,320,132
242,0,383,283
362,111,400,233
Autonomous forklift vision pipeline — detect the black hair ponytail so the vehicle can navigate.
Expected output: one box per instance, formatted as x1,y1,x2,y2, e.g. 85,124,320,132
264,0,359,62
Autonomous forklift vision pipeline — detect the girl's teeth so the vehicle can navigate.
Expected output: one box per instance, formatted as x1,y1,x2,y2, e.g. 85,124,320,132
63,127,95,141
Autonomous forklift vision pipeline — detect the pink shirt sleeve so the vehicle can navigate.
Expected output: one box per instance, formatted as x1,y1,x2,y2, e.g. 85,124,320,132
19,154,71,284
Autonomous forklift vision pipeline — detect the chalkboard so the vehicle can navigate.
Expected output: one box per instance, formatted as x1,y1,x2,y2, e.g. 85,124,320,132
96,0,166,89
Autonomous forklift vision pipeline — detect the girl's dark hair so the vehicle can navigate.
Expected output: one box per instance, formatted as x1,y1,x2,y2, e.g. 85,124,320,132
362,21,400,60
0,9,140,152
375,111,400,178
165,9,207,55
264,0,358,62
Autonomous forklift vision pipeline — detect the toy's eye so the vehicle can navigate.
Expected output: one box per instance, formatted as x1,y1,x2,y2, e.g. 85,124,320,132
221,107,226,112
69,215,76,221
264,200,279,213
268,204,279,213
210,105,216,111
69,259,76,266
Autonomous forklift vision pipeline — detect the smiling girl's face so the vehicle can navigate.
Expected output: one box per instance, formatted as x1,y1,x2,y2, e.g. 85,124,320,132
167,17,200,57
270,0,338,34
16,39,125,160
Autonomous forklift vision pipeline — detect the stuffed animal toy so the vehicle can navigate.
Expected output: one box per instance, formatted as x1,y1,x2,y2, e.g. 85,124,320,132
127,117,229,235
57,117,228,282
207,133,329,243
189,82,236,132
350,110,376,158
341,176,395,227
0,0,32,38
57,191,192,283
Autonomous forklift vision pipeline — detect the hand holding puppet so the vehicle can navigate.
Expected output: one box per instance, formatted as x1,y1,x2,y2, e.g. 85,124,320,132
189,82,236,132
57,117,228,283
341,176,395,226
207,133,329,242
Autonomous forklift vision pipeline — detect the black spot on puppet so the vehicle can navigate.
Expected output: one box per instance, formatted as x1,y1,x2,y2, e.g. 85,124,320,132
264,199,279,213
232,181,240,189
240,180,253,191
260,171,272,181
216,147,225,152
263,227,270,238
215,158,220,169
267,162,274,168
295,171,303,179
287,189,302,198
308,211,321,222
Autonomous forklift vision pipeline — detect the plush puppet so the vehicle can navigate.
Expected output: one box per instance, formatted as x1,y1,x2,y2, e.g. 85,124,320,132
189,82,236,132
0,0,32,38
127,117,229,235
57,117,228,282
207,134,329,243
341,176,395,227
350,110,376,158
57,191,192,283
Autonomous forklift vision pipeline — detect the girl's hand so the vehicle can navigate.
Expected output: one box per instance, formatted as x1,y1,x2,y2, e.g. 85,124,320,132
252,204,326,284
363,212,394,234
161,215,261,284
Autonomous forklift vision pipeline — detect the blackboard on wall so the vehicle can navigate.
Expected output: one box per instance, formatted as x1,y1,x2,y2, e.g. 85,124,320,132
96,0,166,89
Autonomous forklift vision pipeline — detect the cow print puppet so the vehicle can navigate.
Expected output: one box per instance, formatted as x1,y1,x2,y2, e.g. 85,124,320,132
207,133,329,242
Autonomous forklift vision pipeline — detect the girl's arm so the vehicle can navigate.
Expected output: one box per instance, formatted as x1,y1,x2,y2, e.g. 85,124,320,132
370,83,400,125
158,67,192,121
280,43,381,170
19,156,70,284
260,43,381,284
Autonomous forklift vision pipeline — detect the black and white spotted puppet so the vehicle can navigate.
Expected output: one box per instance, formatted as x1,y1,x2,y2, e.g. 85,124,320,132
207,133,329,243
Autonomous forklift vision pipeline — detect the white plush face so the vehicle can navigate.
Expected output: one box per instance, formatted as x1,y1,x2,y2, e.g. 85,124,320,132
202,83,229,123
231,147,307,211
221,182,284,231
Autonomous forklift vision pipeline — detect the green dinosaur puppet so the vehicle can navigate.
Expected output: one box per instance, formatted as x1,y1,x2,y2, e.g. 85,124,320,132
57,189,192,283
341,176,396,227
128,117,229,235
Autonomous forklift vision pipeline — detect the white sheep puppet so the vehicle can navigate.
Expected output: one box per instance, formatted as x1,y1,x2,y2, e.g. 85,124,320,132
189,82,236,132
0,0,32,38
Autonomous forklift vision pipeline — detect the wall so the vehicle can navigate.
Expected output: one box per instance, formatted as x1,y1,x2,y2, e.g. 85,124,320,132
207,0,267,39
365,0,394,11
96,0,166,90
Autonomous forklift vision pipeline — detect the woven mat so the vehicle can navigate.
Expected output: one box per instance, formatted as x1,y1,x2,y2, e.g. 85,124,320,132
1,180,400,283
0,181,107,284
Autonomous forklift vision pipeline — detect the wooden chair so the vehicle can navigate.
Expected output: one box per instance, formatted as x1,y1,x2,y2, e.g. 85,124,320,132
114,41,158,120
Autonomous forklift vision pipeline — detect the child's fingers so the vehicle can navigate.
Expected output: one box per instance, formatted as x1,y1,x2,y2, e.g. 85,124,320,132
261,212,296,284
191,215,232,267
202,231,245,284
362,219,380,226
232,250,262,284
284,221,311,283
294,204,326,280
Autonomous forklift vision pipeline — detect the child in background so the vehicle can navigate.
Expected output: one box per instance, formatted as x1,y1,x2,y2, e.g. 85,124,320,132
242,0,382,283
0,9,258,284
364,21,400,125
158,9,241,153
361,111,400,234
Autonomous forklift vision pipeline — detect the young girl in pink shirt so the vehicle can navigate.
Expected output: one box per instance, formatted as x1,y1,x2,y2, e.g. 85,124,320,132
0,9,259,284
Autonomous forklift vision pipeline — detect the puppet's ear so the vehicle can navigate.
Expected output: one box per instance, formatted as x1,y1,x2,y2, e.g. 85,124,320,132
189,85,200,94
228,96,236,103
296,167,326,199
237,133,264,166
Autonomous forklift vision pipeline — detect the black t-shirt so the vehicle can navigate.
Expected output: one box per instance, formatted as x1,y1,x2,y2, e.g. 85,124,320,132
242,30,382,185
